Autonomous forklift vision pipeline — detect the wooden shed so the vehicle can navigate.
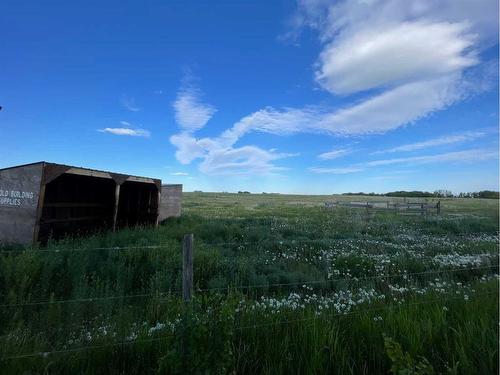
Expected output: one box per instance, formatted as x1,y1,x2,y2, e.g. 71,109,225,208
0,162,161,245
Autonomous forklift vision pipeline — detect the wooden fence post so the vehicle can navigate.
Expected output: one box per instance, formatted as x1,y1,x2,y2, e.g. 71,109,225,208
437,200,441,215
182,234,194,302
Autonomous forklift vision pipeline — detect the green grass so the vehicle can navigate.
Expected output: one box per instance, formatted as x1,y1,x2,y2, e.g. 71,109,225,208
0,193,498,374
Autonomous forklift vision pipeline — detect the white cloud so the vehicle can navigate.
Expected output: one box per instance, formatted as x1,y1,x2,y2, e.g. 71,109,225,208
168,1,497,177
316,75,468,134
169,66,491,174
98,127,150,137
309,149,497,175
258,0,495,137
373,131,487,154
121,95,141,112
170,132,207,164
309,167,363,174
292,0,497,47
366,149,497,167
218,107,319,145
214,72,475,138
318,148,352,160
173,84,216,132
199,145,289,176
169,78,297,175
315,21,477,94
169,131,293,175
171,172,189,176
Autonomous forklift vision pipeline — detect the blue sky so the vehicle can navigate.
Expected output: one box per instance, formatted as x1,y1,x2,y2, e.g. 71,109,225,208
1,0,498,194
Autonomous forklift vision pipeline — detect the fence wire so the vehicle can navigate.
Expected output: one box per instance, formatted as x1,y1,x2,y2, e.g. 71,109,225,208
1,289,496,360
1,236,497,363
196,265,499,292
1,232,497,255
1,265,497,309
0,244,171,255
233,290,498,331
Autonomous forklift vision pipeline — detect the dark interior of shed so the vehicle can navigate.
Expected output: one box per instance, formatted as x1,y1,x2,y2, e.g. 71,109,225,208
38,174,116,243
116,181,158,228
37,174,159,243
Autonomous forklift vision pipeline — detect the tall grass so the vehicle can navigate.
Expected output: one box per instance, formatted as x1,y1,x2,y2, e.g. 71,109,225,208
0,194,498,374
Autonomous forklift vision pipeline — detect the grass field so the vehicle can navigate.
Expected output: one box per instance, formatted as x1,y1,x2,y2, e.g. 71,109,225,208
0,193,498,374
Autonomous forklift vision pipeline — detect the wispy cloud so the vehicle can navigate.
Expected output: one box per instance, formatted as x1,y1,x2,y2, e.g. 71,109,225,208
309,167,363,174
318,148,352,160
121,95,141,112
209,62,492,140
98,121,150,137
310,149,497,174
287,0,497,49
170,131,294,176
170,77,296,176
171,172,189,176
373,131,488,154
98,128,150,137
239,0,495,138
173,78,217,132
169,1,497,177
199,145,290,176
366,149,498,167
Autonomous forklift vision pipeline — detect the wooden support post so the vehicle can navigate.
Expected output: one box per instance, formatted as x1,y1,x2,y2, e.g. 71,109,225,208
421,203,424,216
156,190,161,227
112,184,121,232
32,184,46,245
147,190,152,216
137,188,142,223
437,200,441,215
182,234,194,302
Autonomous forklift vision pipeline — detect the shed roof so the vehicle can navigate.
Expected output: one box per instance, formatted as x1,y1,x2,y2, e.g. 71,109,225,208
0,161,160,187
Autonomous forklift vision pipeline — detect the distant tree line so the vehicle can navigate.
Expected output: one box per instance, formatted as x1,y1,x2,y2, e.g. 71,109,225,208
342,190,499,199
456,190,499,199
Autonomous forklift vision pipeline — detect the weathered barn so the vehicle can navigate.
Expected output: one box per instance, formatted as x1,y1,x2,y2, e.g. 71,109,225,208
0,162,164,245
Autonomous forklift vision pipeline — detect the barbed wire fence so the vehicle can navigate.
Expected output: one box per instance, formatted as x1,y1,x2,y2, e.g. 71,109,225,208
1,229,498,255
2,290,497,361
0,233,498,362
